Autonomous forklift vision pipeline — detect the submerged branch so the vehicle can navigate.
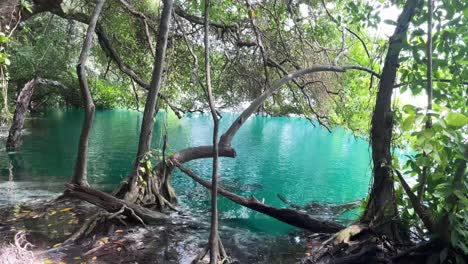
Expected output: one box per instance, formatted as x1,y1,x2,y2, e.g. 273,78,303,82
171,158,343,233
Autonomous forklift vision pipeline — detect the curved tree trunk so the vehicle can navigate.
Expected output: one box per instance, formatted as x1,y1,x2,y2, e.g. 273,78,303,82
6,78,37,151
71,0,105,186
6,78,69,151
361,0,421,239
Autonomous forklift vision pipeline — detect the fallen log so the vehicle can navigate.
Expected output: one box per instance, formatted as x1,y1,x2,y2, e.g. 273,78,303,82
65,183,167,224
170,158,343,233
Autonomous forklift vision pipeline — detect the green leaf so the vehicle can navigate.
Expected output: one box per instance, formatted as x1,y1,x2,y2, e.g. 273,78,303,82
20,0,33,13
401,115,415,131
446,112,468,128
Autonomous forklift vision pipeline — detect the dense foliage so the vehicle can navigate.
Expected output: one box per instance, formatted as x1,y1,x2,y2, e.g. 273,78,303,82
0,0,466,261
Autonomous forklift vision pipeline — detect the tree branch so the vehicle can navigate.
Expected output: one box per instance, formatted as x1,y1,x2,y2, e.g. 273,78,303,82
174,5,238,30
118,0,156,56
219,65,380,147
390,166,436,233
170,158,343,233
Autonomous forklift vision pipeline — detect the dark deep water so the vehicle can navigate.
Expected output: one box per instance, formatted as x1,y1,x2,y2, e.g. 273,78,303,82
0,109,372,235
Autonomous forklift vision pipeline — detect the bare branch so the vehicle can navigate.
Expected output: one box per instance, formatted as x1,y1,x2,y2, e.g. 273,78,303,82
174,5,238,30
118,0,156,56
321,0,371,60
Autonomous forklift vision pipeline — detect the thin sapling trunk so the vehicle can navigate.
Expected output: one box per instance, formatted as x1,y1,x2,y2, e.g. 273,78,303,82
72,0,105,186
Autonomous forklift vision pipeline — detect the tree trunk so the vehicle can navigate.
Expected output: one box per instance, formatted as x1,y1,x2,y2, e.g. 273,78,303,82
362,0,421,239
123,0,173,203
203,0,221,262
71,0,105,186
6,78,68,151
6,79,36,151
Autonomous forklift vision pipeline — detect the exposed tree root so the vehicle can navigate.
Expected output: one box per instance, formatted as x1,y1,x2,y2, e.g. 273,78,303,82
62,203,150,246
171,158,343,233
62,182,168,245
303,229,394,264
301,225,458,264
390,240,438,261
65,183,167,224
63,212,102,245
0,231,35,264
192,234,230,264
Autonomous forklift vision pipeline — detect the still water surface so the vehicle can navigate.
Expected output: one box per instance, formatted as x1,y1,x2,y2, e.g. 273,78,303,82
0,109,372,235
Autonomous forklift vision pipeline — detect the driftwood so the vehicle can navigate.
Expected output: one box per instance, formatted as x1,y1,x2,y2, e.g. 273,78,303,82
171,158,343,233
65,183,167,224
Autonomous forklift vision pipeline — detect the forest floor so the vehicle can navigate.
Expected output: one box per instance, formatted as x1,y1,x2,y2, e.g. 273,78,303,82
0,197,310,263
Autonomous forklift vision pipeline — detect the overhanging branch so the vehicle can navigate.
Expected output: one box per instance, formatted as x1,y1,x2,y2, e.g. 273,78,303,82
219,64,381,147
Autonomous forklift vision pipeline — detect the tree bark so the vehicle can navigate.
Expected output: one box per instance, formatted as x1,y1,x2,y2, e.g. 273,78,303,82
65,183,167,224
124,0,173,202
6,78,69,150
71,0,105,186
6,79,37,151
392,167,436,233
361,0,421,239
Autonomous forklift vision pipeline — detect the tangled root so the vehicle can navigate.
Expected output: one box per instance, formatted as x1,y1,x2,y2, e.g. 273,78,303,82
0,231,35,264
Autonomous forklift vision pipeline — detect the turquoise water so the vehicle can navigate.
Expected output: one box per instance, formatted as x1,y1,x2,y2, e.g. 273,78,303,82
0,109,372,234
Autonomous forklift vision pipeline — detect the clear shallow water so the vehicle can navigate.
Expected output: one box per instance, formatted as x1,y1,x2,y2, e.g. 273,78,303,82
0,109,372,235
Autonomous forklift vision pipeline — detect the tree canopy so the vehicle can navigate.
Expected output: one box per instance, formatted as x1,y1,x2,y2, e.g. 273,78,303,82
0,0,466,263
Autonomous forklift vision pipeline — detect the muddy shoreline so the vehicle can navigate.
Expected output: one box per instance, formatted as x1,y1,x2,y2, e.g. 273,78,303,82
0,197,310,263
